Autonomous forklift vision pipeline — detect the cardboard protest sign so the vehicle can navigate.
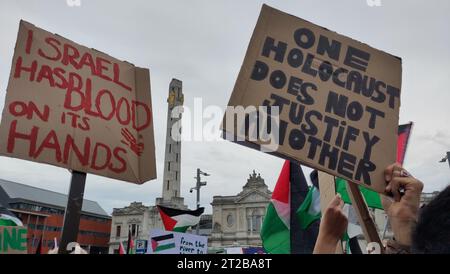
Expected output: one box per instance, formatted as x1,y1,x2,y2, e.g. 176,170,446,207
222,5,402,193
0,226,28,254
148,229,208,254
0,21,156,184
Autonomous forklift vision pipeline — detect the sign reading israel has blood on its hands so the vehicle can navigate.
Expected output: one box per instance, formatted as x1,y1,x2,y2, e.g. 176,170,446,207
0,21,157,184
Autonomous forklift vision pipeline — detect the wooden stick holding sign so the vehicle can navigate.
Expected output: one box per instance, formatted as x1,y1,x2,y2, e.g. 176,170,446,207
346,181,384,254
317,171,344,254
58,171,87,254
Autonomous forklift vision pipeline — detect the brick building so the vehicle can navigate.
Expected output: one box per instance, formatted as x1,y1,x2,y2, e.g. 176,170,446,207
0,179,111,254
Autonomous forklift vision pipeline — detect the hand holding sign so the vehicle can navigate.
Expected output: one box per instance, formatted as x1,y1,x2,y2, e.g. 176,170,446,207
383,163,423,246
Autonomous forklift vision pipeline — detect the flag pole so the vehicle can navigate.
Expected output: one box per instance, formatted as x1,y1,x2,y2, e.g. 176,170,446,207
346,181,384,254
289,161,312,254
58,170,87,254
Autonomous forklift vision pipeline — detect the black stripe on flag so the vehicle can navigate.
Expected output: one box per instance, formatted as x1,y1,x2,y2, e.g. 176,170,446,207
398,122,412,135
157,205,204,217
152,233,174,242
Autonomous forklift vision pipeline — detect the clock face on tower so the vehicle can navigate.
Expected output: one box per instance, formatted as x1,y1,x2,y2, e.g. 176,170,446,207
167,90,176,108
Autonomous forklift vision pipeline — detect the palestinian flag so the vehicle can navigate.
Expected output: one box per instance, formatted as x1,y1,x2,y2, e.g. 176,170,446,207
260,161,291,254
157,205,204,233
336,178,383,209
296,186,321,230
0,207,23,226
342,204,363,254
118,242,125,255
336,123,413,210
151,233,176,253
126,229,135,254
397,122,413,164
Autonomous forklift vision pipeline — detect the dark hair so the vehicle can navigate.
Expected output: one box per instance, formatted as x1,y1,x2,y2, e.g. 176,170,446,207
412,185,450,254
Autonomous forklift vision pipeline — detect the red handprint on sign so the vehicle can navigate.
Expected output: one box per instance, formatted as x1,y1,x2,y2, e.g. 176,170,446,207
121,128,144,156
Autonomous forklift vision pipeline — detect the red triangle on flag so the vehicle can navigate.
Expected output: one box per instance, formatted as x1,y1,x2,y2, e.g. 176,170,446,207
151,239,158,251
118,242,125,255
271,160,290,204
158,206,177,231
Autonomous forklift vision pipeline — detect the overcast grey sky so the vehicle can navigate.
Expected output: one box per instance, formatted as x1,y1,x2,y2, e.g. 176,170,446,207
0,0,449,214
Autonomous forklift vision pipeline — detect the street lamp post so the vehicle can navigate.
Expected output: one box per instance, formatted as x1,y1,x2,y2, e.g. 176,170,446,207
190,168,209,235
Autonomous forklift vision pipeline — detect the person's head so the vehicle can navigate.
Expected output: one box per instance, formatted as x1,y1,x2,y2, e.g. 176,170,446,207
412,185,450,254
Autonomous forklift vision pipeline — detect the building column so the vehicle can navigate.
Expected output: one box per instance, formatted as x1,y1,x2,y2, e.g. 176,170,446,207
250,215,253,236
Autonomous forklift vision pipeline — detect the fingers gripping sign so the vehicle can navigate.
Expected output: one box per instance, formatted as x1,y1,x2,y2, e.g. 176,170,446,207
383,163,424,247
384,163,423,204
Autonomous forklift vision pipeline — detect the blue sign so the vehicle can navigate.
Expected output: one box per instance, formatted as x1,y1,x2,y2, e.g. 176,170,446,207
135,240,148,254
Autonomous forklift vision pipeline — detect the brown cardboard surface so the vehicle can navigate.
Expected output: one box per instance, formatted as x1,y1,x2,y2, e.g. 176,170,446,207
318,171,336,214
0,226,28,254
317,171,343,254
222,5,402,193
0,21,156,184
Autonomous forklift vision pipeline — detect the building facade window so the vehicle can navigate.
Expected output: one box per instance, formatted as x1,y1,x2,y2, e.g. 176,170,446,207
247,210,262,234
129,224,140,237
227,214,234,227
116,225,121,237
253,215,261,232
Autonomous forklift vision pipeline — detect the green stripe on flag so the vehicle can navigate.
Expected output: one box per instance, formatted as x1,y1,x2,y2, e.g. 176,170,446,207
173,226,189,233
155,243,176,252
296,187,321,230
260,203,290,254
336,178,383,210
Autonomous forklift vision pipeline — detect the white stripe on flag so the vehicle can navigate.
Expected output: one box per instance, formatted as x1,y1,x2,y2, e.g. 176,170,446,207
172,214,201,228
307,187,321,216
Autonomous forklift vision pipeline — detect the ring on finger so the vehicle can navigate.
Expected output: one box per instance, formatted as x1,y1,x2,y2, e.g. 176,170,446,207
400,170,411,177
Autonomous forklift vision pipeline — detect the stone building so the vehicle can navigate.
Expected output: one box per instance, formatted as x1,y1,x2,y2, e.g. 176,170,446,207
209,171,271,248
108,202,164,254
